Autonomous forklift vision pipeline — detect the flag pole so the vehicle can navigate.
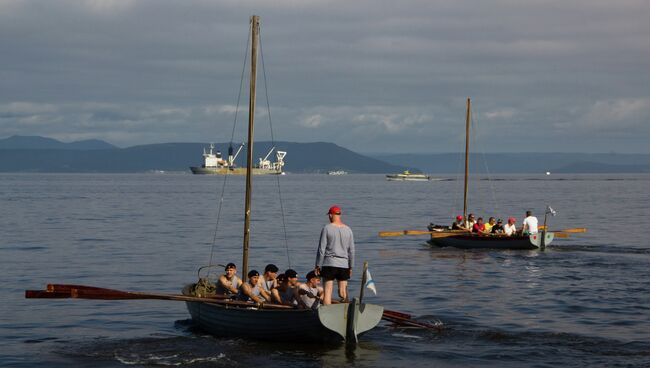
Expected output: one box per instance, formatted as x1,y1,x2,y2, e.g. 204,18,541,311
359,261,368,304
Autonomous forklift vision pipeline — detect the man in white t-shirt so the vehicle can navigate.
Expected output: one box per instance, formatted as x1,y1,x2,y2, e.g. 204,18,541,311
522,210,539,235
504,217,517,236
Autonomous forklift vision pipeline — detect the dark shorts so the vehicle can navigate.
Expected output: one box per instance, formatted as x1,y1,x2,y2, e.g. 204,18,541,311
320,266,350,281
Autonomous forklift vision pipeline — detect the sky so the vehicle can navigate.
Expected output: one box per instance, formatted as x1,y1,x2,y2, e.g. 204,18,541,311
1,0,649,153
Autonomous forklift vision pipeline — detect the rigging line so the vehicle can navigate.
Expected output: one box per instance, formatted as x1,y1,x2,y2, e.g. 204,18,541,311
260,30,291,268
208,21,251,267
452,127,466,220
472,108,500,216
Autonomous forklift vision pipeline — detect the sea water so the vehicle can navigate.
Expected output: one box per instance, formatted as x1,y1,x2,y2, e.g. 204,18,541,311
1,173,649,367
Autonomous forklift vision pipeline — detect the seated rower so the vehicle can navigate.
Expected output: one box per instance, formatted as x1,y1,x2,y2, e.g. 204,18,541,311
472,217,486,233
298,271,323,310
466,213,476,230
276,269,300,306
215,262,242,296
451,215,465,230
238,270,266,306
258,263,281,303
492,218,505,234
504,217,517,236
484,217,496,234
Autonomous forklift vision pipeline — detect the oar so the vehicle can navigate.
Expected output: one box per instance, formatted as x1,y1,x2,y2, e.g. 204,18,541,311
27,284,292,310
381,311,442,331
379,229,469,237
556,228,587,233
539,226,587,233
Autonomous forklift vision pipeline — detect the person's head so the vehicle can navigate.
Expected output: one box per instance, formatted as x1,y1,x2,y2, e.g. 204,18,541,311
477,217,484,224
526,210,532,217
468,213,475,221
508,217,516,224
497,219,503,226
488,217,496,225
284,269,299,285
247,270,260,285
276,273,286,286
306,270,320,287
327,205,342,222
456,215,463,222
264,264,279,279
225,263,237,278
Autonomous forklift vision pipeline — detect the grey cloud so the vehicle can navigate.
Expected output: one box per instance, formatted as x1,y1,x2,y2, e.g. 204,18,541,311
1,0,649,152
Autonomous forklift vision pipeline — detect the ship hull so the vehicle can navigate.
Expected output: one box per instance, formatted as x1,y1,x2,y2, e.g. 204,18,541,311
190,167,282,175
386,176,430,181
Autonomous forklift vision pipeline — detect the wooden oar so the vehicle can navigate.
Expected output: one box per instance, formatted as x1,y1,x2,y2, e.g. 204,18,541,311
381,311,441,331
379,229,469,237
539,226,587,233
27,284,292,310
383,309,412,319
556,228,587,233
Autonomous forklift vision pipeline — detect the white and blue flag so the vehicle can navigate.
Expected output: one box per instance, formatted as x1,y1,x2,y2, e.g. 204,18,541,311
365,269,377,295
546,206,557,216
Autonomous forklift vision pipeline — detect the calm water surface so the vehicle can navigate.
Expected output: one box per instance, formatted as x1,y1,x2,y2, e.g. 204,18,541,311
1,173,649,367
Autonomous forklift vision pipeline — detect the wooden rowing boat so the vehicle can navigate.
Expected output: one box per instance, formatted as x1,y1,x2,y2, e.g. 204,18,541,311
181,16,383,345
428,99,554,250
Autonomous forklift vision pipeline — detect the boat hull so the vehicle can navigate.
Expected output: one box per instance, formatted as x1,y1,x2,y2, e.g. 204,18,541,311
182,285,381,343
428,233,552,250
190,167,282,175
386,176,430,181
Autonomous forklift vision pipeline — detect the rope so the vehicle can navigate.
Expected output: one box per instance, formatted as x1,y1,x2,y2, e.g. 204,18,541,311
472,107,500,217
260,30,292,268
450,125,465,222
208,21,251,267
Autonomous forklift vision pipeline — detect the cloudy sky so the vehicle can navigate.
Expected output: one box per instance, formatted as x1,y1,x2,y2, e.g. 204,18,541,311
1,0,649,153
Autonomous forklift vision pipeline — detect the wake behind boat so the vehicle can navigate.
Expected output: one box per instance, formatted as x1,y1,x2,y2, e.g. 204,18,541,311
386,170,430,181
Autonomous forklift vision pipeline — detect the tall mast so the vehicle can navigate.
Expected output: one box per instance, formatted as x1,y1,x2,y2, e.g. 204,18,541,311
463,98,471,222
242,15,259,282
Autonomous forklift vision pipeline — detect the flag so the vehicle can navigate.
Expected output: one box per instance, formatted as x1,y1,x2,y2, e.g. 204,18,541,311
365,269,377,295
546,206,557,216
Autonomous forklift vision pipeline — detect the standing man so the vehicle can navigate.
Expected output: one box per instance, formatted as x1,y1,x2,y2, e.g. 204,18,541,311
315,205,355,305
522,210,539,235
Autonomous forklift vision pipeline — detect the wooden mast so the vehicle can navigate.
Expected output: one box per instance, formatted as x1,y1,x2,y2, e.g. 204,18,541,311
463,98,471,222
242,15,259,282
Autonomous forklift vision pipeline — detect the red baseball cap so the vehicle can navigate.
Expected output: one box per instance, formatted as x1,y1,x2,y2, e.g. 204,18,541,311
508,217,516,222
328,205,342,215
456,215,463,221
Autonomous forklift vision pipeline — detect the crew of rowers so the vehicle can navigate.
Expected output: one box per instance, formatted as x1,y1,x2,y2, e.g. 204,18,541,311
215,262,323,309
451,210,539,236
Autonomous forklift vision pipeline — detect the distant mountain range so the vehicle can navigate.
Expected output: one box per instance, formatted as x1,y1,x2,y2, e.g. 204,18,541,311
371,153,650,174
1,135,650,173
0,136,407,173
0,135,116,150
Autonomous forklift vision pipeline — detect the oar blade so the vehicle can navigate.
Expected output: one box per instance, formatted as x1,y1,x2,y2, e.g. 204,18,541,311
560,228,587,233
378,231,406,237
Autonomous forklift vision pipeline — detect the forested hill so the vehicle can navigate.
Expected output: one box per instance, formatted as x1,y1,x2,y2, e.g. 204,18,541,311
0,136,408,173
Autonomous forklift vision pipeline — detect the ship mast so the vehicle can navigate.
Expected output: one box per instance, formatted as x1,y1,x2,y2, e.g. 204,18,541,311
463,98,471,222
242,15,259,282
